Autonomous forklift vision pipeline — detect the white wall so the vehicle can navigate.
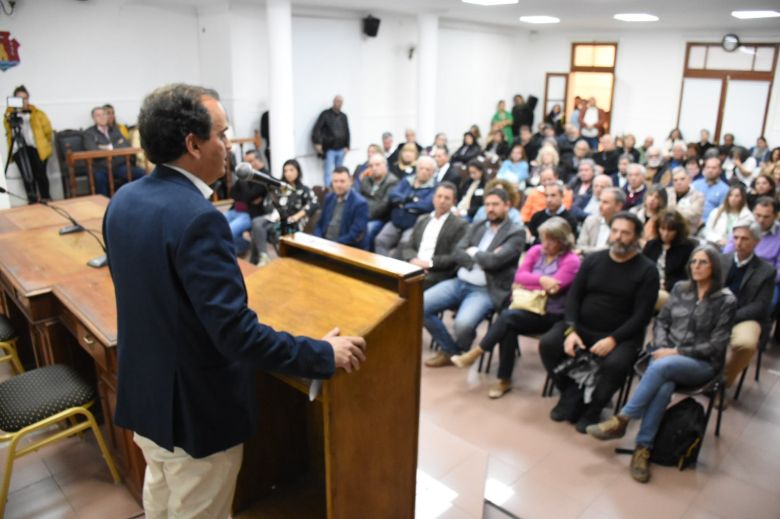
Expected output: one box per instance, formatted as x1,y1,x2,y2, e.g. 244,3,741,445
513,29,780,148
0,0,200,205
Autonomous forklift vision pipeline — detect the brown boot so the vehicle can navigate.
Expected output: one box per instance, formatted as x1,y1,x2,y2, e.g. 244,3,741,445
488,379,512,399
586,415,629,441
630,447,651,483
425,351,453,368
451,346,484,368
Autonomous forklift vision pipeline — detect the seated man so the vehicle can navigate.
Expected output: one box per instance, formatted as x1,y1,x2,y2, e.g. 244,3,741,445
724,197,780,306
666,166,704,231
577,187,626,255
571,174,612,223
623,163,647,211
692,156,729,224
520,166,573,223
224,149,268,255
359,154,399,249
423,189,525,367
593,134,620,177
434,146,459,185
83,106,145,195
540,212,659,432
374,155,436,257
399,182,468,290
313,167,368,248
720,220,776,394
528,183,578,242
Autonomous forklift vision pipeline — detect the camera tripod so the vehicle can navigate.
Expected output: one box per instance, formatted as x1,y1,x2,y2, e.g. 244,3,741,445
4,112,41,203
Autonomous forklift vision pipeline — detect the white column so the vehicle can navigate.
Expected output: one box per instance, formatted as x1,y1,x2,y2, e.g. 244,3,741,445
416,14,438,147
266,0,295,176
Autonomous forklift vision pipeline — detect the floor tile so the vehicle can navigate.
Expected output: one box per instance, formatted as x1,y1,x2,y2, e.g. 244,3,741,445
691,473,780,519
4,477,74,519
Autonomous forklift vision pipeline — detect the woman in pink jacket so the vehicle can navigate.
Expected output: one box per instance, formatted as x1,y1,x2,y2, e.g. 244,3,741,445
452,217,580,398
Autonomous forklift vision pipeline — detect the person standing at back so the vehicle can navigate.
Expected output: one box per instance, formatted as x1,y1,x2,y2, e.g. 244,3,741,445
104,84,366,518
312,95,350,187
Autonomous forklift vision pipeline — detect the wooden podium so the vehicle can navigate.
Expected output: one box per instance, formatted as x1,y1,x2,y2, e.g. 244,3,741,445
234,234,425,519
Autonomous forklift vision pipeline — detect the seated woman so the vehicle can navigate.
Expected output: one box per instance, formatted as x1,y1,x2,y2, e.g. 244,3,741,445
642,209,697,309
497,143,529,189
528,145,561,188
249,159,319,265
451,131,482,167
455,159,486,221
451,217,580,398
587,244,736,484
631,184,668,246
702,184,752,248
747,173,778,211
484,129,510,162
391,143,418,179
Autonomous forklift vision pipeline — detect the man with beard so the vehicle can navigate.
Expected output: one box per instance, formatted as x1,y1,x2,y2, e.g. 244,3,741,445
423,189,525,367
539,212,659,433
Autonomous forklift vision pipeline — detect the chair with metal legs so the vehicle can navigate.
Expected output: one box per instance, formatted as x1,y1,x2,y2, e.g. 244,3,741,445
0,315,23,375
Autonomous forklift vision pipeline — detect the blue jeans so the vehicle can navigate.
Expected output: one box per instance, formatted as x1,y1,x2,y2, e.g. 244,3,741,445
423,278,494,355
621,355,714,448
225,209,251,255
323,148,346,187
583,136,599,150
95,164,145,196
364,219,385,251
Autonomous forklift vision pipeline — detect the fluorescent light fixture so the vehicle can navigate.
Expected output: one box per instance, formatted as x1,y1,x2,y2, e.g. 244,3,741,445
731,10,780,19
614,13,659,22
519,15,560,24
462,0,518,5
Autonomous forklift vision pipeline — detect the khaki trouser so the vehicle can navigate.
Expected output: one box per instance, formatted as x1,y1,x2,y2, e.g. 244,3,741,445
724,320,762,388
134,433,244,519
655,289,670,311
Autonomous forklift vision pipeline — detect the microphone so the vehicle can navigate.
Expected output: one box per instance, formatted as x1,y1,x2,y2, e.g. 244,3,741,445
235,163,293,191
0,186,107,267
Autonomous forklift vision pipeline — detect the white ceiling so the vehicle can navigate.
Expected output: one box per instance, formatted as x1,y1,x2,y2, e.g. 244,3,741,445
141,0,780,32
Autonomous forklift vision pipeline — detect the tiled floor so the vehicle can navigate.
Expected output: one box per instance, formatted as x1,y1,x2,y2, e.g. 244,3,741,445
2,328,779,519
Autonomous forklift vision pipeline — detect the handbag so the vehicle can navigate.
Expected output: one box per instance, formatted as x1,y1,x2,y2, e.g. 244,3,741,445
509,287,548,315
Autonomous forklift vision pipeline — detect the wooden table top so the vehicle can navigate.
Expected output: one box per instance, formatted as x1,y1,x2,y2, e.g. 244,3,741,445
0,196,108,234
0,218,106,296
245,257,403,339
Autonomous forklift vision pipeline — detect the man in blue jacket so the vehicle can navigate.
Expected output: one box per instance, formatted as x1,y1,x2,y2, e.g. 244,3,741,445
103,84,366,518
374,155,437,257
314,166,368,248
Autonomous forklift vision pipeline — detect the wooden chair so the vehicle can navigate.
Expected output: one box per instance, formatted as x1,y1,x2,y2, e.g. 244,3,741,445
66,147,148,197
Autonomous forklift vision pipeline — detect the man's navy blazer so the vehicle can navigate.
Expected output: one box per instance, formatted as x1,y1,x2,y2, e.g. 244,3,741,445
103,166,335,458
313,190,369,248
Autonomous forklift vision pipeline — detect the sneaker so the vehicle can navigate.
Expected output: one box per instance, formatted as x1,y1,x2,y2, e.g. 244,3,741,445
586,415,629,441
425,351,453,368
630,447,651,483
451,346,484,368
488,380,512,399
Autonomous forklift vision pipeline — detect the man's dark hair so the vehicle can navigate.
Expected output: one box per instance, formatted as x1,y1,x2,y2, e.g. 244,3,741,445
91,106,105,116
103,103,114,110
610,210,643,237
245,149,258,158
755,196,777,214
137,83,213,165
12,85,28,97
467,158,484,172
684,157,700,168
333,166,351,176
485,188,510,204
436,181,458,197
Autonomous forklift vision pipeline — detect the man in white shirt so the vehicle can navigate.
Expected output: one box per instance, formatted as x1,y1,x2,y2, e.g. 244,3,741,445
577,187,626,255
399,182,468,289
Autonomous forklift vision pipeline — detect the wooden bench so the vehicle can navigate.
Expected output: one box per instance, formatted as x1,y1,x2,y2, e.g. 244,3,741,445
66,147,150,197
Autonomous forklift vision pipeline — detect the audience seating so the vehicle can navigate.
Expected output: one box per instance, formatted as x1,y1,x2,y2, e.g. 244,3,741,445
54,129,89,198
66,147,149,197
0,315,22,375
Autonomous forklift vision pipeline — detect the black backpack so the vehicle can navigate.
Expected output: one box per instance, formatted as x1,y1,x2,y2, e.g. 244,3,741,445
651,397,706,470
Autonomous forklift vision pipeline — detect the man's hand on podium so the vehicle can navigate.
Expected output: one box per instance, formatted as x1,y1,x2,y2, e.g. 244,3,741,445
323,327,367,373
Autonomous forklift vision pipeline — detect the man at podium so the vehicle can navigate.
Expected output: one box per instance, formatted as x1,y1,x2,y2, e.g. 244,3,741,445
103,83,366,519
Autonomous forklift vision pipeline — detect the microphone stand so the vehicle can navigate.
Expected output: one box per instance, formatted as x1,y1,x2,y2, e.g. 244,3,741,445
0,186,107,268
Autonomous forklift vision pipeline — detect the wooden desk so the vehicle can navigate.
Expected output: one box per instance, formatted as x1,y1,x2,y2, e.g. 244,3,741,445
0,196,108,234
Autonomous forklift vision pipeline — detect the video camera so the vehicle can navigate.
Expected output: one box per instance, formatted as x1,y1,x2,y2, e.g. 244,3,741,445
5,96,26,130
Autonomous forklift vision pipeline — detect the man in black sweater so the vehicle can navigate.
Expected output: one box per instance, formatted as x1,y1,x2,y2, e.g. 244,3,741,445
312,95,350,187
540,212,659,433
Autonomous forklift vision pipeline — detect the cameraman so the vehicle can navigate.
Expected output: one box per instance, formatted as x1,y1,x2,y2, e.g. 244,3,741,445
3,85,52,202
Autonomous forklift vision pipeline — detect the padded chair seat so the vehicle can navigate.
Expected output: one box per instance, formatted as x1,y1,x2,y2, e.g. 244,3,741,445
0,315,15,342
0,365,95,432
